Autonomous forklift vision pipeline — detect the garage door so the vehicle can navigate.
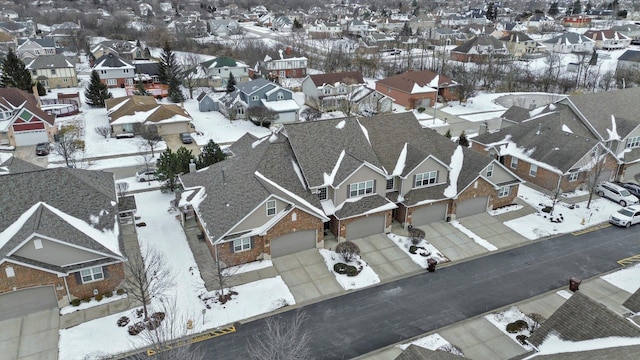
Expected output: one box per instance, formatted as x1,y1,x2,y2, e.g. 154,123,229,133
13,130,48,146
271,230,317,258
0,286,57,321
624,164,640,182
411,203,448,226
456,197,488,219
346,215,385,240
276,111,296,123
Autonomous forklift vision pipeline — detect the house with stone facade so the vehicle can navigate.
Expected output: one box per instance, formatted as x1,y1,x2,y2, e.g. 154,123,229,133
0,87,57,147
375,70,458,109
26,54,78,89
471,104,619,194
178,112,521,267
0,164,127,309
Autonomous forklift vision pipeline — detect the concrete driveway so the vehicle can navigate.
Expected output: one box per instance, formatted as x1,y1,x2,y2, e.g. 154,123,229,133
0,308,59,360
163,133,201,155
352,234,422,281
12,145,49,168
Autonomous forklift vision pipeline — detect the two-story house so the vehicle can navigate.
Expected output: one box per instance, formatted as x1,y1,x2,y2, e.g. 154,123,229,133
343,19,371,37
499,32,545,59
178,112,521,267
375,70,458,109
307,21,342,39
207,19,241,36
0,88,57,147
213,78,300,122
106,95,192,137
583,29,631,50
197,56,250,89
259,49,308,80
450,34,509,63
15,37,58,63
92,53,135,88
0,163,127,309
26,54,78,89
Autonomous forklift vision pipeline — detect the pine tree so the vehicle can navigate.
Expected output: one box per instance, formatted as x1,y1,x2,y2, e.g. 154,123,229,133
1,49,33,92
158,42,178,85
134,73,148,96
85,70,111,107
458,131,469,147
445,129,452,139
486,2,498,22
226,73,236,92
156,148,180,192
36,81,46,96
548,2,559,16
196,139,226,169
168,78,185,103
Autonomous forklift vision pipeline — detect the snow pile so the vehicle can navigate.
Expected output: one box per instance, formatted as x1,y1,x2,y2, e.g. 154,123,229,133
392,143,408,176
561,124,573,133
443,146,463,198
335,119,346,129
387,233,449,268
396,333,463,356
318,249,380,290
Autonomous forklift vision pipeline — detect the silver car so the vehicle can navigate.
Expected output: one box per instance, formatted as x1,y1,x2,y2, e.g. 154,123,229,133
596,181,639,207
135,168,157,182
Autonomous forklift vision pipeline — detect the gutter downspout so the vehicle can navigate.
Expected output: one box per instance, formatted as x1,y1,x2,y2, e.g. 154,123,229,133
63,276,71,303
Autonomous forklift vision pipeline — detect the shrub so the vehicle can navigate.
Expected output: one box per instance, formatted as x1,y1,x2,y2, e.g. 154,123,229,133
117,316,130,327
103,291,113,298
135,308,144,318
95,294,104,302
516,334,529,345
417,107,425,113
527,313,546,331
151,312,166,322
335,241,360,263
409,245,418,254
81,297,91,303
70,298,81,307
333,263,360,276
128,322,145,336
116,288,125,295
506,320,529,333
409,228,425,245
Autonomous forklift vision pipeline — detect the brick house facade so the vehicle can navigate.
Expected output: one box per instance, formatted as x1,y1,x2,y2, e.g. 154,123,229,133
331,210,394,240
375,70,458,109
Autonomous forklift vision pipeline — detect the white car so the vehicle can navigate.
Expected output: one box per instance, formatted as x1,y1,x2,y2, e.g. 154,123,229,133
135,168,157,182
609,205,640,228
595,181,639,207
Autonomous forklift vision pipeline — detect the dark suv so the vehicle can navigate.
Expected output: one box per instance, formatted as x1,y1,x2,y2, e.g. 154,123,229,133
618,182,640,198
35,142,50,156
180,132,193,144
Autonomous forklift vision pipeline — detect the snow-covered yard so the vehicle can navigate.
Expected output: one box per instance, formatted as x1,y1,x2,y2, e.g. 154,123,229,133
485,307,538,351
318,248,380,290
387,233,449,268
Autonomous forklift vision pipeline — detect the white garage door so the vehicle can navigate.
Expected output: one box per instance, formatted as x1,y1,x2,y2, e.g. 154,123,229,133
456,197,488,219
346,215,385,240
13,130,48,146
411,203,448,226
276,111,297,123
624,164,640,182
271,230,317,258
0,286,58,321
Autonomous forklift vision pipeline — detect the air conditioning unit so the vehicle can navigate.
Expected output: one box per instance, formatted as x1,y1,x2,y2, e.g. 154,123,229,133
93,289,99,296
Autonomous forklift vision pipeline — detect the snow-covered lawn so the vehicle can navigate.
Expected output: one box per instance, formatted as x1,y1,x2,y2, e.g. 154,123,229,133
505,185,621,240
387,233,449,268
58,191,295,360
485,307,537,351
601,263,640,294
318,248,380,290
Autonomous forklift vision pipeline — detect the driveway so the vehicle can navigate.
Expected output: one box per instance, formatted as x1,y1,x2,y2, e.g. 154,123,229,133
12,145,49,168
0,308,59,360
352,234,421,281
163,133,201,155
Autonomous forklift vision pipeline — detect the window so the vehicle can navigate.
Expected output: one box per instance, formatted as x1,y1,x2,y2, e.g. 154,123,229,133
237,107,245,115
349,180,374,197
5,266,15,278
106,79,117,86
511,157,518,169
100,70,106,75
627,136,640,148
251,95,259,101
317,187,327,200
498,186,510,198
233,237,251,252
50,69,56,75
32,70,37,75
80,266,104,283
323,87,332,95
386,178,395,190
486,164,494,177
276,92,284,100
266,200,276,216
569,172,579,182
34,239,43,249
415,171,438,187
529,164,538,177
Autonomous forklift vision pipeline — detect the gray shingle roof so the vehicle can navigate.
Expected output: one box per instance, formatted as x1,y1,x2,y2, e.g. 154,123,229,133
26,54,72,69
451,34,507,54
473,108,600,173
334,194,395,219
622,287,640,313
395,345,466,360
0,156,43,174
235,78,274,95
502,105,534,124
528,292,640,347
618,50,640,62
520,345,640,359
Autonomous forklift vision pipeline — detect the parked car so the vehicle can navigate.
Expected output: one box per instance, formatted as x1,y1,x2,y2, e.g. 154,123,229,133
135,168,157,182
595,181,639,206
617,182,640,198
181,132,194,144
35,142,49,156
609,205,640,228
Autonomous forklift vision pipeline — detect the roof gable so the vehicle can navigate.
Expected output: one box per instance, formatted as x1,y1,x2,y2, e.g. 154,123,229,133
309,71,365,87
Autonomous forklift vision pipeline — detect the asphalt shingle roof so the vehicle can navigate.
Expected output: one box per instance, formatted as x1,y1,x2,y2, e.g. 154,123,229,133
618,49,640,62
26,54,73,69
105,95,191,124
451,34,507,54
622,287,640,313
0,156,43,174
308,71,365,87
528,292,640,347
376,70,455,94
395,345,465,360
0,87,55,125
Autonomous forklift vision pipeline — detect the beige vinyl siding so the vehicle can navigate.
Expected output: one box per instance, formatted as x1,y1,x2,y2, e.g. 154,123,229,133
14,238,105,267
229,197,289,233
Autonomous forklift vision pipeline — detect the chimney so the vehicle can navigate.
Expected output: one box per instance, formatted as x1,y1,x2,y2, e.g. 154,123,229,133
188,159,196,173
529,99,536,110
479,121,488,135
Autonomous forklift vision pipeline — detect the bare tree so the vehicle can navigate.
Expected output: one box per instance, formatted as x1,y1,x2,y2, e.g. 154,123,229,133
116,182,130,198
139,127,163,157
205,259,239,301
247,106,278,127
182,53,203,100
585,144,613,209
300,107,321,121
124,247,176,321
53,123,85,168
246,311,313,360
94,126,111,138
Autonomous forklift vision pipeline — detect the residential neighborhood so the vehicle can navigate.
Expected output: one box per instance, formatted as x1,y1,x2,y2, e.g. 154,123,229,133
3,0,640,359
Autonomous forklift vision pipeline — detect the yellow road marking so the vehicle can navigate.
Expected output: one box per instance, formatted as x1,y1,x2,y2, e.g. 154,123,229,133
147,325,236,356
618,255,640,267
572,223,611,236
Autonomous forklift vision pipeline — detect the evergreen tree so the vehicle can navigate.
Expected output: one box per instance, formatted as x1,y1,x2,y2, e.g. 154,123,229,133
226,73,236,92
156,148,181,192
175,146,195,174
85,70,111,107
196,139,226,169
444,129,452,139
158,42,178,85
458,131,469,147
293,18,302,29
134,73,148,96
1,49,33,92
571,0,582,14
400,22,412,36
168,78,185,103
585,0,593,13
548,2,559,16
486,2,498,21
36,81,46,96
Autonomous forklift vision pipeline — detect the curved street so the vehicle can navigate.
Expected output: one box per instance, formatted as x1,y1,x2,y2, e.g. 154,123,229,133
184,224,640,359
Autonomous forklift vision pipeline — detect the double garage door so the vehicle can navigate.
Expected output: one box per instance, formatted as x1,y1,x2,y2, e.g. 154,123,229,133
0,286,58,321
13,129,48,146
456,197,489,219
270,230,317,258
346,215,386,240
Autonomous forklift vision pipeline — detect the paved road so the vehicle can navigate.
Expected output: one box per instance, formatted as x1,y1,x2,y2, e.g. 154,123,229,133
160,224,640,359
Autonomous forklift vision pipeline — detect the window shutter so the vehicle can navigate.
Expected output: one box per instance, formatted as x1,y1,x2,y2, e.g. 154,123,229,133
251,238,255,250
230,241,235,253
74,271,82,285
103,266,109,279
413,175,417,187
